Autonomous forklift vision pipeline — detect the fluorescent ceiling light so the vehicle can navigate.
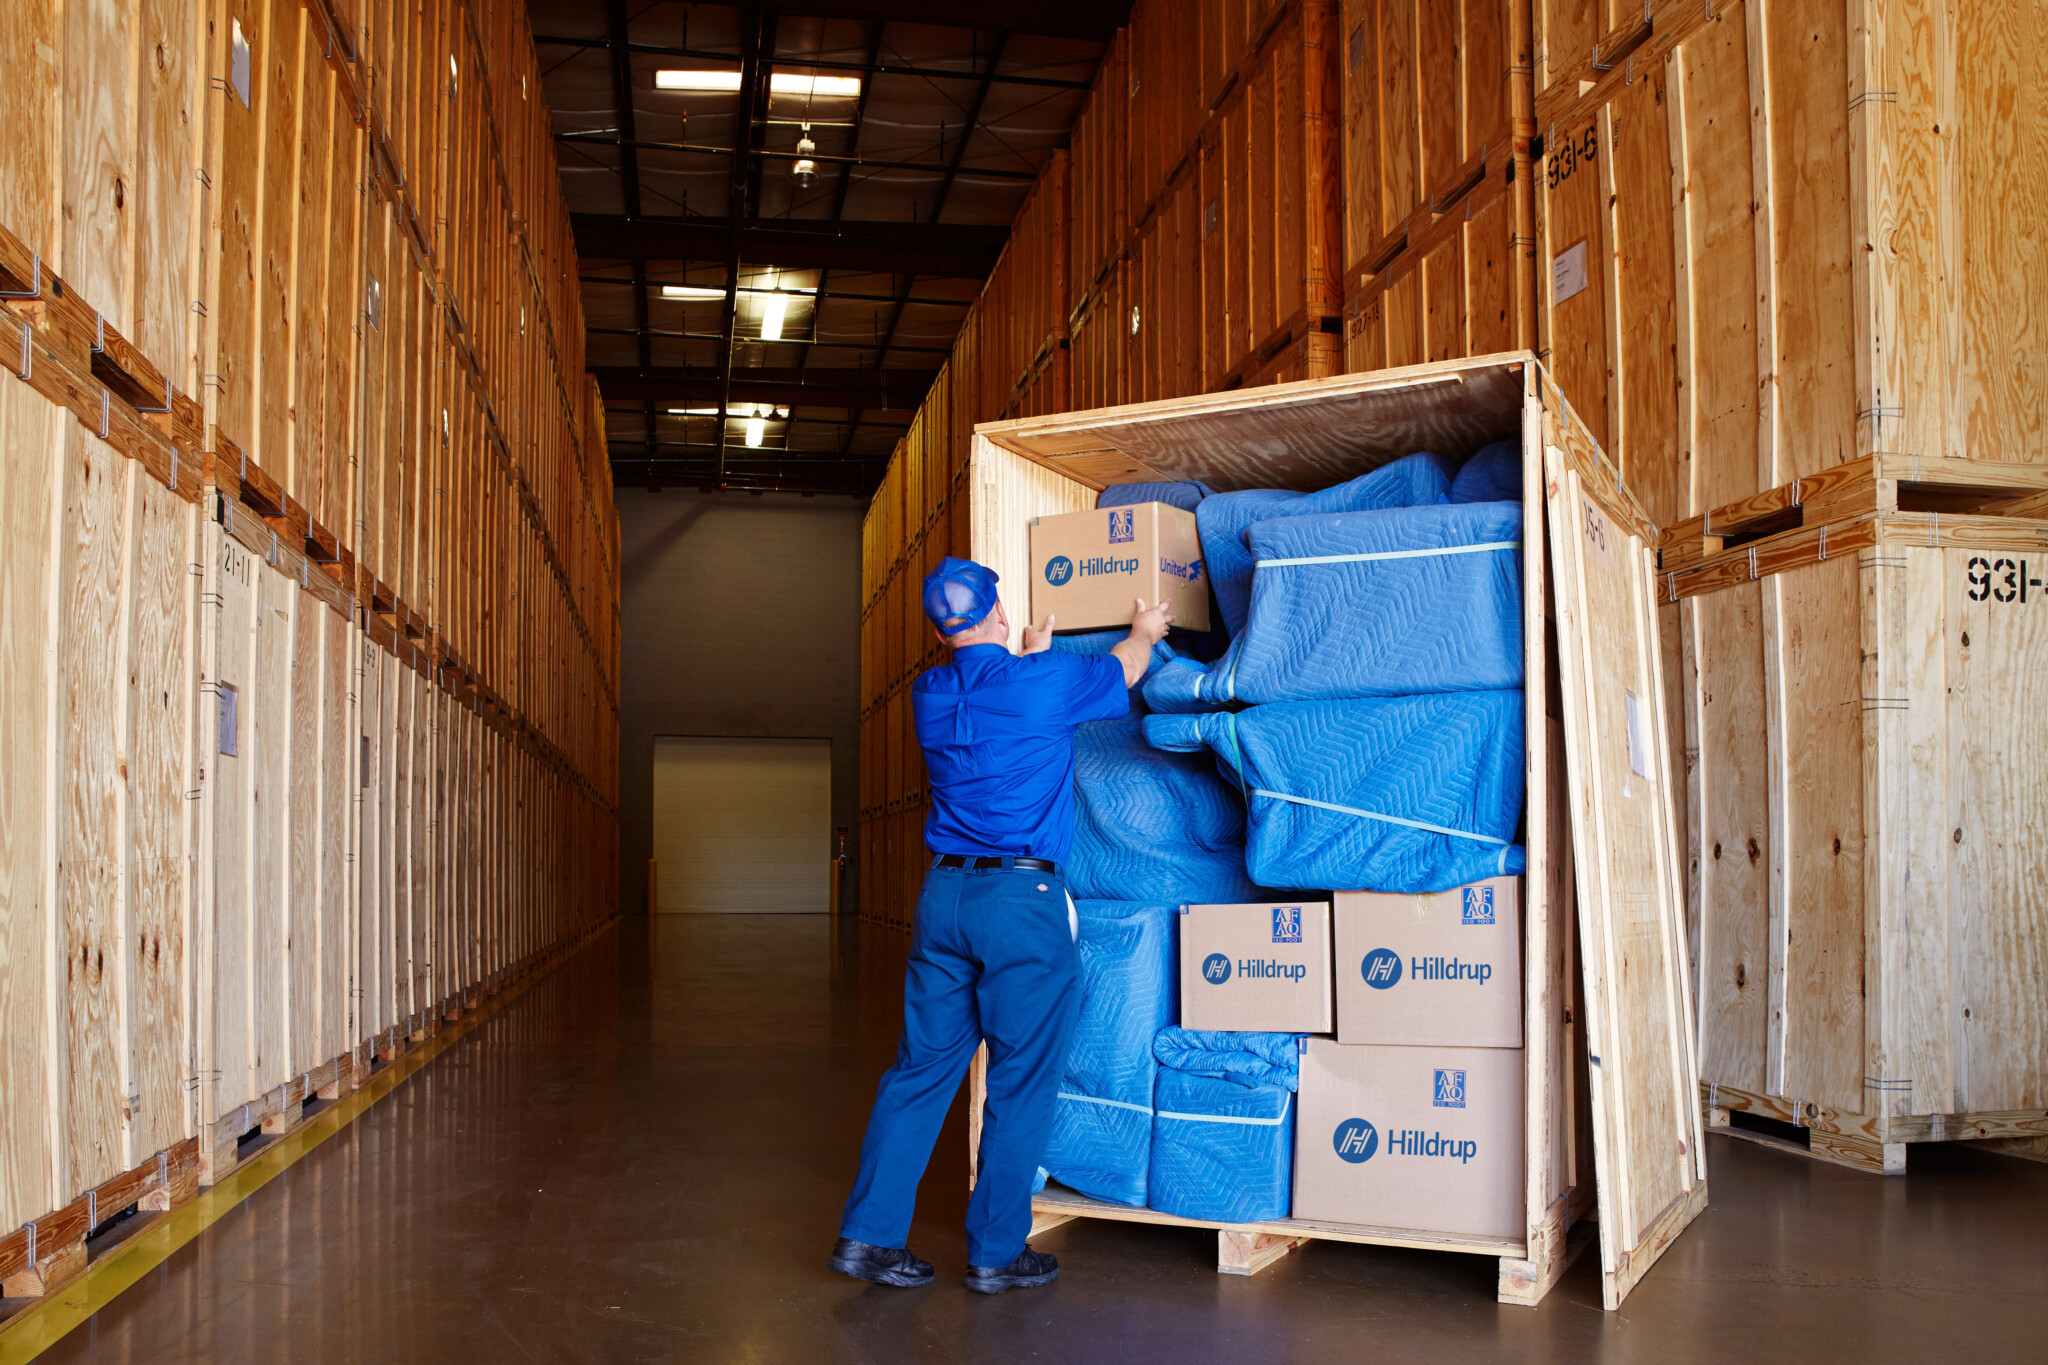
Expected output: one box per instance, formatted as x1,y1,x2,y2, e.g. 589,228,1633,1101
660,285,725,299
744,416,765,447
759,291,789,341
666,407,723,415
655,70,861,97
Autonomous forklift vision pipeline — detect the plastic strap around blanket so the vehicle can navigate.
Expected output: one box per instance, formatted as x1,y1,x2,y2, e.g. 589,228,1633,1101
1222,711,1250,797
1248,787,1508,846
1057,1091,1155,1117
1155,1095,1293,1127
1255,540,1522,568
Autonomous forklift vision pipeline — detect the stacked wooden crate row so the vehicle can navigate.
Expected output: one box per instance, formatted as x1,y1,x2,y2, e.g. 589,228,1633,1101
1071,0,1348,408
0,0,619,1304
1517,0,2048,1169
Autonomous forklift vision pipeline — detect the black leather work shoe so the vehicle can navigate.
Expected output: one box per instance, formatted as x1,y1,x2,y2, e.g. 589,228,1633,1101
828,1237,935,1288
964,1246,1059,1294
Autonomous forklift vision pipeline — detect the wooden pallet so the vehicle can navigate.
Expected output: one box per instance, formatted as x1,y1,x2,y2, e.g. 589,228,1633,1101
1705,1084,2048,1176
0,1139,200,1303
1657,454,2048,574
1028,1181,1546,1281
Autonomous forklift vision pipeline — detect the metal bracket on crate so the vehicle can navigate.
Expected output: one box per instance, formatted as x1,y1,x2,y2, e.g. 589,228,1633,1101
11,315,31,382
183,1069,222,1091
19,1221,35,1264
136,375,172,416
98,388,111,440
1818,523,1828,561
1848,89,1898,113
268,528,278,567
85,1188,97,1230
1667,571,1678,603
0,251,42,299
1925,512,1939,547
156,1150,168,1191
1747,546,1758,580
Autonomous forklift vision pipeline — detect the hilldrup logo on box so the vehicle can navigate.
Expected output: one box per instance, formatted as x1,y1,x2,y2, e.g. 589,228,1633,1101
1044,555,1074,585
1272,906,1302,943
1361,948,1493,988
1333,1117,1478,1165
1333,1118,1378,1163
1202,953,1232,984
1108,508,1135,543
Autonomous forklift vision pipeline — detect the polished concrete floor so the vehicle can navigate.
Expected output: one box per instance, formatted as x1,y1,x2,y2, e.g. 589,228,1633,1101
38,916,2048,1363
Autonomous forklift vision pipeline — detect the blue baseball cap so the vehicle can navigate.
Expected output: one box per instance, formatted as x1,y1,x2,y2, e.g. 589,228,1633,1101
923,557,1001,635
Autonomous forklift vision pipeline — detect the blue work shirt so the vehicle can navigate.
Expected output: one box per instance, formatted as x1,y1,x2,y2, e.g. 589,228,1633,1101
914,643,1129,863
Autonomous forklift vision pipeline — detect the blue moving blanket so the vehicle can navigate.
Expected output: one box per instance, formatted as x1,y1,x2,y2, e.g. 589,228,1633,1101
1450,438,1522,504
1144,693,1527,893
1196,452,1457,639
1041,901,1179,1206
1143,501,1524,709
1148,1029,1302,1223
1054,633,1263,904
1099,480,1217,512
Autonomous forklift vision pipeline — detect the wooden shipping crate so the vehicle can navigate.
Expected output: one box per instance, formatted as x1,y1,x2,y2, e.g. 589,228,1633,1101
977,153,1072,405
1337,0,1537,375
963,354,1706,1309
1068,31,1132,308
1662,461,2048,1172
1530,0,2048,536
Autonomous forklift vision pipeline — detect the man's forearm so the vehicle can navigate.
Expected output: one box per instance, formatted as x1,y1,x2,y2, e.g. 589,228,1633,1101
1110,636,1149,689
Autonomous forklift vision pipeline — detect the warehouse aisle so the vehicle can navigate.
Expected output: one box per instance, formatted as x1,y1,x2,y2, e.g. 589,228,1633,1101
34,917,2048,1364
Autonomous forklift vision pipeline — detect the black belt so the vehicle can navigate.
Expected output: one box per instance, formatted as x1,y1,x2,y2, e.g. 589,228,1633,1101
932,854,1061,875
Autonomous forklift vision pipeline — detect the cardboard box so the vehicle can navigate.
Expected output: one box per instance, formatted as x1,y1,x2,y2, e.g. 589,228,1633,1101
1178,902,1333,1033
1030,503,1211,633
1293,1040,1524,1239
1332,878,1522,1047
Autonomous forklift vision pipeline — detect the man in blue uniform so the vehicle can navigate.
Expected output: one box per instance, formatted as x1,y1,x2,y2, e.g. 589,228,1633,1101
830,556,1174,1294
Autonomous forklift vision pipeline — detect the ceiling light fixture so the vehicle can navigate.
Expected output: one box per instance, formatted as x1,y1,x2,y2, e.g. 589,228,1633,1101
660,284,726,299
793,125,818,188
745,412,766,447
759,291,789,341
655,71,861,97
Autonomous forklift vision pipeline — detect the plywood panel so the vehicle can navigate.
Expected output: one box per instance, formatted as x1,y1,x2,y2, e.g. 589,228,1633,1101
1692,586,1772,1096
288,584,322,1072
122,466,194,1162
56,426,128,1195
207,523,256,1127
0,380,59,1231
248,553,293,1096
1544,439,1704,1310
1947,546,2048,1111
1775,553,1864,1114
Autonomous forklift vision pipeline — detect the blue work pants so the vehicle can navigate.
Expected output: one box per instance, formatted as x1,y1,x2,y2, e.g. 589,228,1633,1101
840,862,1080,1268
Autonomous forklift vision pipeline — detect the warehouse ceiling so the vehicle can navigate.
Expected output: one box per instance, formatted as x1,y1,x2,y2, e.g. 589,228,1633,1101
527,0,1128,496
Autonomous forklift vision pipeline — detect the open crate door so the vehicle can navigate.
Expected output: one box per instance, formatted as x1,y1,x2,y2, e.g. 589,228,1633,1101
1543,426,1708,1309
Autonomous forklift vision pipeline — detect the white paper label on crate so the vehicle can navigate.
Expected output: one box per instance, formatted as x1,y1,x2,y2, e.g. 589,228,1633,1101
1624,690,1652,781
230,20,252,109
219,683,239,757
1551,239,1589,305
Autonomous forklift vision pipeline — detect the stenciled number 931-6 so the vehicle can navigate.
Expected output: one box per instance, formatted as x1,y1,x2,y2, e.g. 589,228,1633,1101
1966,555,2041,603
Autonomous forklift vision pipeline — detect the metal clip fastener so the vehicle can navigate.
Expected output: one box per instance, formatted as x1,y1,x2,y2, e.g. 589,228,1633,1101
135,376,172,415
13,318,30,382
20,1221,35,1263
1747,546,1759,581
1667,571,1677,603
0,253,42,299
98,388,111,440
157,1150,169,1189
1818,523,1828,561
86,1188,98,1229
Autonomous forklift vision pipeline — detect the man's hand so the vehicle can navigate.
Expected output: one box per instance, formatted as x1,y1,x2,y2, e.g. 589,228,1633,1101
1111,598,1176,688
1022,614,1056,654
1130,597,1174,646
